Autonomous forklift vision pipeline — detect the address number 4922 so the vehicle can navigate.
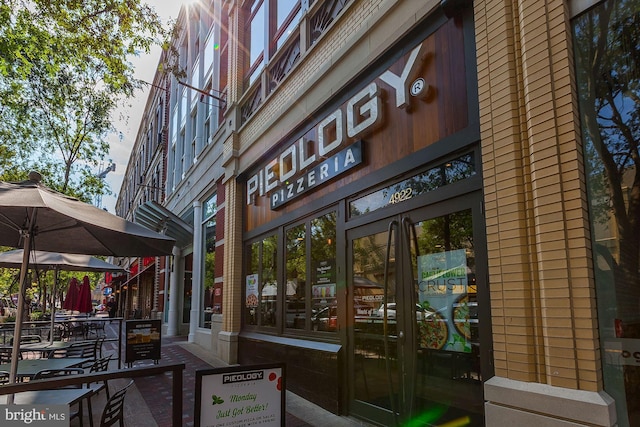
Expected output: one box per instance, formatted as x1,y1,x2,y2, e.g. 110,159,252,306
389,188,413,204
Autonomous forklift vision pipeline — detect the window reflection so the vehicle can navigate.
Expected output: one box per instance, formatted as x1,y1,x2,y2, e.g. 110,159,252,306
244,235,278,327
244,212,336,332
286,224,306,329
573,3,640,426
201,194,217,328
245,241,260,326
311,213,337,332
260,236,278,327
245,0,302,84
349,153,476,218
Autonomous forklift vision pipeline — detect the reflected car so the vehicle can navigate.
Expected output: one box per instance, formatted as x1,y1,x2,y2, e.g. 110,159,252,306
376,303,432,321
311,306,337,331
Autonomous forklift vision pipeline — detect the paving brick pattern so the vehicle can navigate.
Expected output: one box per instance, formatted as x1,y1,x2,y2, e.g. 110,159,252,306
103,323,310,426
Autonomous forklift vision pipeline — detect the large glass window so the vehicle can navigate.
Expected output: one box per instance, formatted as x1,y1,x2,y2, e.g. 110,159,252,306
310,212,337,332
573,3,640,426
244,211,336,333
247,1,265,85
203,29,215,81
201,194,217,328
285,224,306,329
183,256,193,324
244,0,302,85
244,235,278,327
275,0,301,49
180,88,188,128
191,59,200,106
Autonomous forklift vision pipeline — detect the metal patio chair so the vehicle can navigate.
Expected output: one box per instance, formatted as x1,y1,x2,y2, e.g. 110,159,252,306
49,340,97,359
99,380,134,427
88,354,112,399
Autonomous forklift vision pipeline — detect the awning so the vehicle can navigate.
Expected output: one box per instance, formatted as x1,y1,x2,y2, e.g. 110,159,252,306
135,201,193,247
122,260,156,288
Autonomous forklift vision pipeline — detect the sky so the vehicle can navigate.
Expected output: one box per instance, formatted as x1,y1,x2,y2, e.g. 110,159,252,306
100,1,189,213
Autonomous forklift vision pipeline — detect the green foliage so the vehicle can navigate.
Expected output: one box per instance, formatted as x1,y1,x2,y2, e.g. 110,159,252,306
573,1,640,301
0,0,167,199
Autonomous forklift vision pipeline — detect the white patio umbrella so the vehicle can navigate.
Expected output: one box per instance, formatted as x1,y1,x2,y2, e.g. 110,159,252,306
0,249,126,343
0,172,175,387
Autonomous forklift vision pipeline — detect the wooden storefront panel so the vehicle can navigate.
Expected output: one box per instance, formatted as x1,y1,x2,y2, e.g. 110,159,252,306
246,19,468,231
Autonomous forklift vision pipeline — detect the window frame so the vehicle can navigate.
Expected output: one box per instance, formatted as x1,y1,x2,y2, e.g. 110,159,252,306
243,207,338,337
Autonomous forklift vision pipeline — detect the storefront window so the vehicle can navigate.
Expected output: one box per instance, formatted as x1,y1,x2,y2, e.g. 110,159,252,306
244,212,337,332
285,224,306,329
201,194,217,328
183,270,192,324
310,212,337,332
244,235,278,327
245,241,260,326
573,3,640,426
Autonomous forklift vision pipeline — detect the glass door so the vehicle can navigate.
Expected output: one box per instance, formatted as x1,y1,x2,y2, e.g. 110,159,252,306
347,194,489,426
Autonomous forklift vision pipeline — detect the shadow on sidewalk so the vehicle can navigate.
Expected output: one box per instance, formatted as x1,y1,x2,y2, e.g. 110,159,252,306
82,322,316,427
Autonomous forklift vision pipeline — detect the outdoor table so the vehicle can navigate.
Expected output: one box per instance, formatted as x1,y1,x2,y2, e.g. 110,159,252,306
1,339,98,358
0,358,92,380
17,340,84,359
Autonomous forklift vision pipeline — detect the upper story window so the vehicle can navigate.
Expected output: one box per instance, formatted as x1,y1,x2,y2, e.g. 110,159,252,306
155,103,163,146
218,7,229,122
180,88,188,128
247,1,265,85
171,105,178,143
203,28,216,82
244,0,302,86
191,59,201,106
275,0,301,49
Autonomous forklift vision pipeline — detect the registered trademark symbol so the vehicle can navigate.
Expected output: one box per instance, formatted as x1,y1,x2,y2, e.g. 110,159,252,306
410,78,425,96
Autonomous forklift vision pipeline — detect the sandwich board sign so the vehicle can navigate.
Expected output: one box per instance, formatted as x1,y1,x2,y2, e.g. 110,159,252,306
195,363,285,427
125,319,161,365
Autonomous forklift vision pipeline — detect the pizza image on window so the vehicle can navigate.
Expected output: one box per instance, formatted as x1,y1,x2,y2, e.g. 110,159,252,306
452,294,471,339
246,293,258,307
418,312,449,350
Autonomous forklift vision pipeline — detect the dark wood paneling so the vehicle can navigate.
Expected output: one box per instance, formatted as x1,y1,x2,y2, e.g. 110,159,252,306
238,337,343,414
246,18,468,231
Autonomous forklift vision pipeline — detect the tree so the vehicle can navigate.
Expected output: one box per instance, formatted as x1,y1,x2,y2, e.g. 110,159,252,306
0,0,166,200
573,1,640,323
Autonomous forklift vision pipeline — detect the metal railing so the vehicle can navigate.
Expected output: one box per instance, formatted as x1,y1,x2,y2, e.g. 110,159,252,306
0,362,185,426
0,317,124,367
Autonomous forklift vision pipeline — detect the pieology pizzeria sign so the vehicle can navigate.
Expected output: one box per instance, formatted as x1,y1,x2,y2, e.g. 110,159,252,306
246,42,431,209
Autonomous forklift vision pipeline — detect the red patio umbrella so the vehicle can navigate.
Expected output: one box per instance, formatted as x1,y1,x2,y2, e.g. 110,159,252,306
63,277,79,311
75,275,93,314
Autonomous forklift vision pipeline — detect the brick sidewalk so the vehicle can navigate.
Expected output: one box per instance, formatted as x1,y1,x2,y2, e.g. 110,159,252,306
103,324,311,426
